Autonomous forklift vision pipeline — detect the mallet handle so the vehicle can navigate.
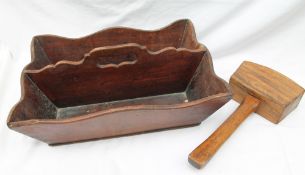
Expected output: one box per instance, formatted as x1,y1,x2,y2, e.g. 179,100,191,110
188,95,260,169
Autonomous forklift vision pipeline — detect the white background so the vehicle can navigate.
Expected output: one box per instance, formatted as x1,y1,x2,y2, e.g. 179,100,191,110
0,0,305,175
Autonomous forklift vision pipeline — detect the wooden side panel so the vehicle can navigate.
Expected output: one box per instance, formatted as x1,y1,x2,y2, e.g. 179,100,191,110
187,51,230,101
26,45,204,107
9,74,57,122
11,94,230,144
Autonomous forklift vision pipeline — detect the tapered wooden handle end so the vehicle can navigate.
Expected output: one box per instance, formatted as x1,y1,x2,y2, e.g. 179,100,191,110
188,153,208,169
188,134,216,169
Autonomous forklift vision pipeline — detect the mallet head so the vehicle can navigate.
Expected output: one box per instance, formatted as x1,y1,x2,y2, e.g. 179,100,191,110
229,61,304,124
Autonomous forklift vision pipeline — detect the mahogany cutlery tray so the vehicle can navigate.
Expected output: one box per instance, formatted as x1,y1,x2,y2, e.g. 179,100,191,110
7,19,231,144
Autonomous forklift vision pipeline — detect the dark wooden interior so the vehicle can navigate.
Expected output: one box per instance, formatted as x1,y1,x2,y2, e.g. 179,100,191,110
27,45,204,107
10,46,229,122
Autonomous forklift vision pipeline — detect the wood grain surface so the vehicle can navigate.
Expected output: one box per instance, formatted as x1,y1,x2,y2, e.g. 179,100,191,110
188,61,304,169
230,61,304,123
188,95,260,168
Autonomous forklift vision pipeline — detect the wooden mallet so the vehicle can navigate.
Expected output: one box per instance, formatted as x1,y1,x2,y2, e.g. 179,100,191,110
188,61,304,169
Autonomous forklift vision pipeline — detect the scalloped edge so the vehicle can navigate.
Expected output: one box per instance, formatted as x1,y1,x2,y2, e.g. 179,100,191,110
24,43,205,74
28,19,204,69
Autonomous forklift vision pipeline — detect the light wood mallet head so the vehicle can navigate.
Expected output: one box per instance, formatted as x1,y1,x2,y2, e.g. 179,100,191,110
189,61,304,169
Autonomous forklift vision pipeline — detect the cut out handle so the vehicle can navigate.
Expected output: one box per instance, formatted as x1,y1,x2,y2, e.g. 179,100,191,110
84,47,138,69
96,53,137,68
188,95,260,169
